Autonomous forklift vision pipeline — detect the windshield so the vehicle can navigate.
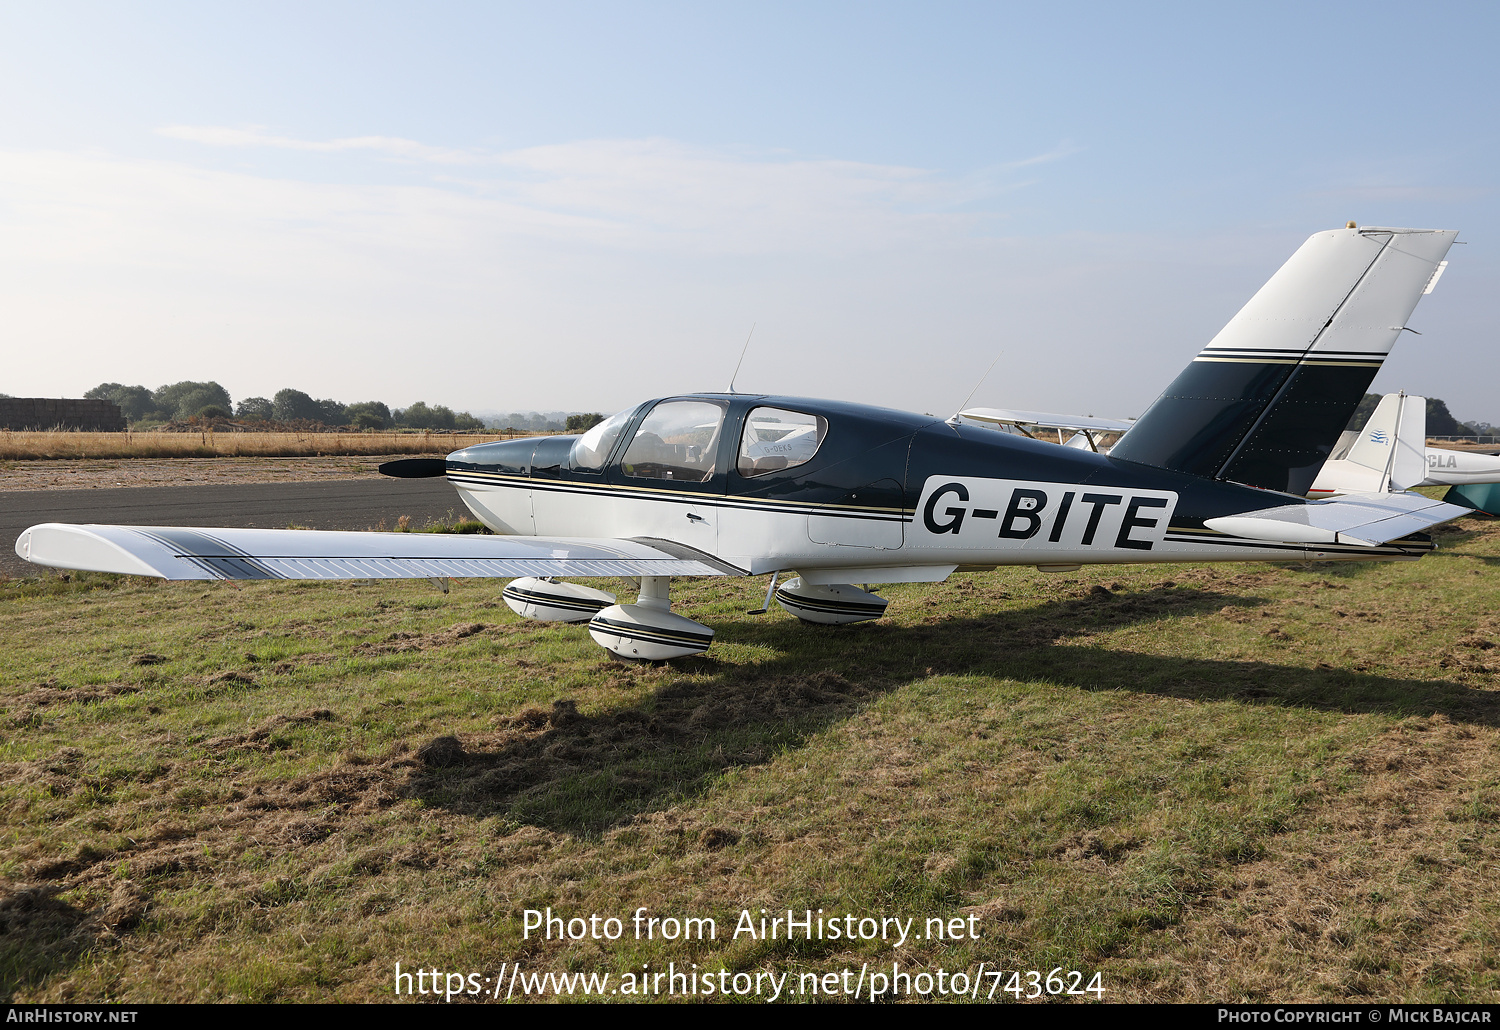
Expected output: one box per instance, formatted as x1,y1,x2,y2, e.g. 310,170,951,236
620,400,727,482
568,408,634,472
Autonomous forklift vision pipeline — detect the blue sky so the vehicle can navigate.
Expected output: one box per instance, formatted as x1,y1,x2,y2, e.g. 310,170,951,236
2,2,1496,419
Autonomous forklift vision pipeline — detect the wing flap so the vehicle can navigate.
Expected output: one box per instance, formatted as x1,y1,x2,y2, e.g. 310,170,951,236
16,524,734,580
1204,492,1470,546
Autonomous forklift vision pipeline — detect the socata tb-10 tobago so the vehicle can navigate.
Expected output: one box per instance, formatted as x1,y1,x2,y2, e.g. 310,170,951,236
16,224,1465,660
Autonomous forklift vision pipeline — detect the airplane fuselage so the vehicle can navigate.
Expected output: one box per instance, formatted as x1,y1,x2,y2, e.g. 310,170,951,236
1420,447,1500,486
446,393,1432,577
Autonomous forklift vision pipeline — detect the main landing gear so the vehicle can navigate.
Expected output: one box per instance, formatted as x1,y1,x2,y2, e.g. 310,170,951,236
772,577,888,625
503,576,714,660
587,577,715,660
501,573,887,660
501,577,615,622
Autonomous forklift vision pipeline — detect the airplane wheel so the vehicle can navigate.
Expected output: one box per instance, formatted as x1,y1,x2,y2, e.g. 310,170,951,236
776,578,888,625
588,603,714,660
502,577,615,622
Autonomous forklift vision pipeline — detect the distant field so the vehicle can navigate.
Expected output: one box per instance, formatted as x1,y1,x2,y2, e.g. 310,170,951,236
2,520,1498,1003
0,430,535,461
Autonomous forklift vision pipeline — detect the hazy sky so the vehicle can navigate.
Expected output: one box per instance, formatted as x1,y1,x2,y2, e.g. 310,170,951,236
2,2,1496,420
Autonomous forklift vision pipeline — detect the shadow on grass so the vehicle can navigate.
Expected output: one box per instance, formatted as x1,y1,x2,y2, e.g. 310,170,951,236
0,884,94,1001
405,582,1500,835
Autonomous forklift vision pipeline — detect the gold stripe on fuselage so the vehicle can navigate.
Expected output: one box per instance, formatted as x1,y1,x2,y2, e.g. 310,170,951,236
447,469,913,517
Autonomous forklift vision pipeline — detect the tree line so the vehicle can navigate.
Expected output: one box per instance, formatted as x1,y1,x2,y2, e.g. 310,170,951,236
84,381,486,431
1346,394,1492,437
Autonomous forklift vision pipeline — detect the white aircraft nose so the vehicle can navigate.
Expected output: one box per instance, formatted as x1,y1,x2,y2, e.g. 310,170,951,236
15,527,30,561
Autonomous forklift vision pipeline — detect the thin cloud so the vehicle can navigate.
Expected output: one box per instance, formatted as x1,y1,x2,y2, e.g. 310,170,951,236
998,141,1084,171
157,124,476,164
154,127,1070,226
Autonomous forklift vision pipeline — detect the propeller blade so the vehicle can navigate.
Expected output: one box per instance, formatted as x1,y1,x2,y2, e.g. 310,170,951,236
378,458,449,479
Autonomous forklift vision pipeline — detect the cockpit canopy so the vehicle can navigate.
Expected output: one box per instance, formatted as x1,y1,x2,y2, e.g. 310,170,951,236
567,398,828,481
619,399,726,482
569,408,634,472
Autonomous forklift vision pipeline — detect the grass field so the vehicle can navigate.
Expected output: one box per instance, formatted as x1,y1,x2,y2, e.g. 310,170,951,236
3,518,1498,1003
0,430,525,461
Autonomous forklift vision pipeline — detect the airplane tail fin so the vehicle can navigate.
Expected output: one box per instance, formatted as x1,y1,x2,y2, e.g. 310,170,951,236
1110,226,1457,495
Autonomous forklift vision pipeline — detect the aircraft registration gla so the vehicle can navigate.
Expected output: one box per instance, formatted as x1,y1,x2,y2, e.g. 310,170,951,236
15,225,1468,660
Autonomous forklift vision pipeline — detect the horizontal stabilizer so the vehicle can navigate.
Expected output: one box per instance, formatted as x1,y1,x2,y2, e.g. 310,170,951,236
1204,493,1469,547
15,524,736,581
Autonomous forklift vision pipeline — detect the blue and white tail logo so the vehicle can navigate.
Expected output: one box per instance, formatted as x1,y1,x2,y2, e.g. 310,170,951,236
1368,429,1389,445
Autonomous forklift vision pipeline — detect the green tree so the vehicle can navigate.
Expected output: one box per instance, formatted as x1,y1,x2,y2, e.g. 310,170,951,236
395,401,456,430
1345,393,1382,432
566,413,605,433
345,401,391,430
315,398,348,425
1346,393,1475,438
236,397,274,421
1427,398,1473,438
272,388,323,423
85,383,156,422
153,381,232,421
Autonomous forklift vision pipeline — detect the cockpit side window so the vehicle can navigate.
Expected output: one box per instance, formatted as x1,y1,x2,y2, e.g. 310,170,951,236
620,400,728,482
737,407,827,477
568,407,634,473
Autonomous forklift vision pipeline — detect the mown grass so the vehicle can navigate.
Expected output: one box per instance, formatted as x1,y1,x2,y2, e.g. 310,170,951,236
2,520,1499,1003
0,430,527,461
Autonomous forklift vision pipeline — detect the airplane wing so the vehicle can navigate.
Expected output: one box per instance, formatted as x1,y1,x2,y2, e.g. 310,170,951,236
1204,492,1470,547
14,524,740,581
958,408,1134,433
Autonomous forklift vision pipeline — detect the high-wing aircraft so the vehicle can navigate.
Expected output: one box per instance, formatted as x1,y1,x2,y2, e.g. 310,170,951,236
955,409,1133,453
15,225,1468,660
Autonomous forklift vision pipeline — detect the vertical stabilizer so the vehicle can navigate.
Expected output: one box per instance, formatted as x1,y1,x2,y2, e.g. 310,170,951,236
1111,226,1457,494
1390,394,1427,491
1344,394,1404,488
1340,393,1428,492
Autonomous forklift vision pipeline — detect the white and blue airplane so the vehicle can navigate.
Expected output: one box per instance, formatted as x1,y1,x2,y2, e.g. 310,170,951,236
15,225,1468,660
1306,391,1500,514
1308,392,1500,491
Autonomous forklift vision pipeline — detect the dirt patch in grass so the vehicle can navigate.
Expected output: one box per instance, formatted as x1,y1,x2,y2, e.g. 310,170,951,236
351,622,491,656
13,681,139,712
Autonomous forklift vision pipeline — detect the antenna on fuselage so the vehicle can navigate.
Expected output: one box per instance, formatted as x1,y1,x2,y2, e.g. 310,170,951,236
948,349,1004,425
727,323,757,393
